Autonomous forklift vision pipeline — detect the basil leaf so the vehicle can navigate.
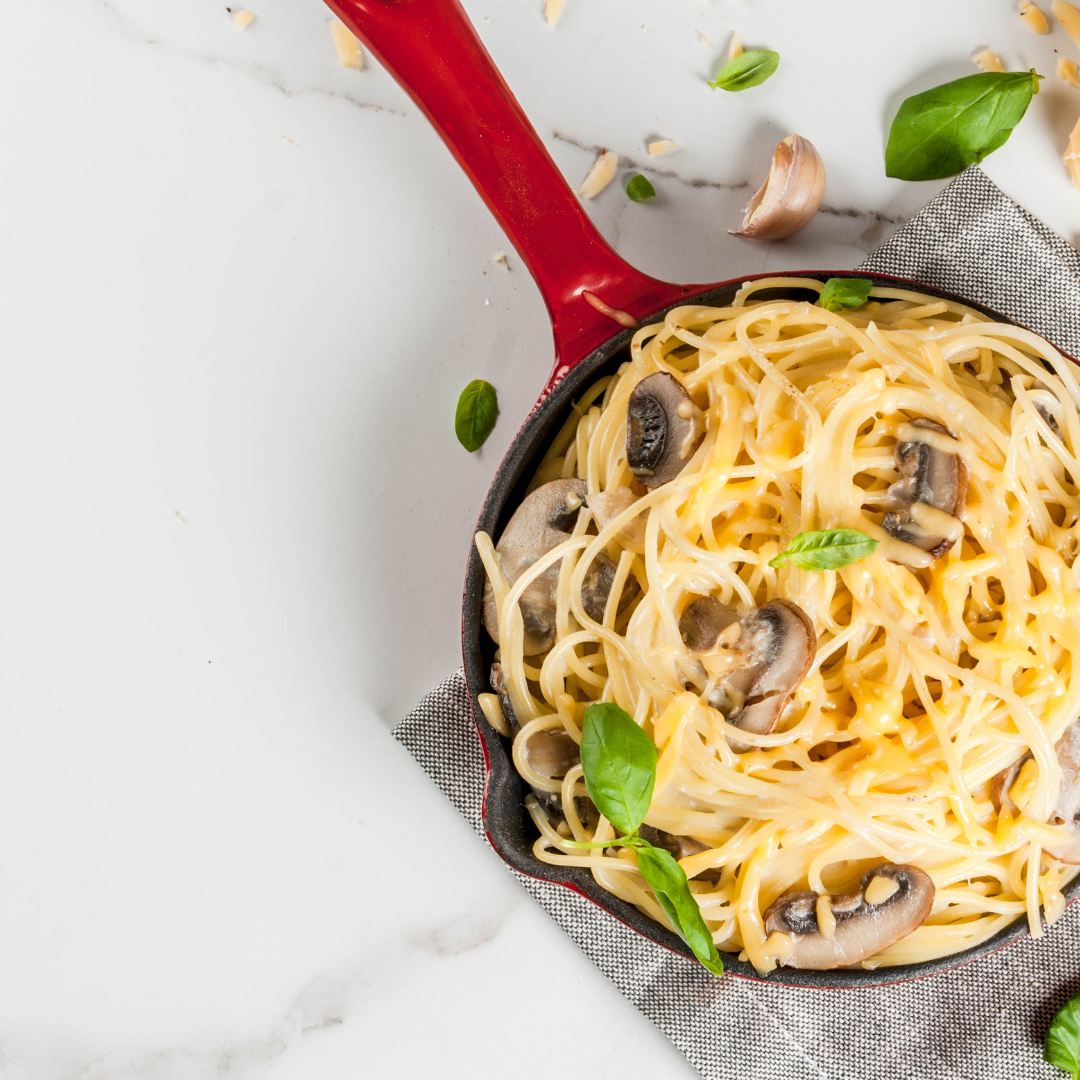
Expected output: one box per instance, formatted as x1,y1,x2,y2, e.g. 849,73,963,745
885,70,1042,181
455,379,499,452
819,277,873,313
580,703,657,834
626,174,656,202
635,845,724,976
769,529,879,572
708,49,779,92
1046,992,1080,1079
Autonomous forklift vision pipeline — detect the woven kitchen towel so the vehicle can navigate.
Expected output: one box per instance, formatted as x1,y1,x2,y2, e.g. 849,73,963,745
394,167,1080,1080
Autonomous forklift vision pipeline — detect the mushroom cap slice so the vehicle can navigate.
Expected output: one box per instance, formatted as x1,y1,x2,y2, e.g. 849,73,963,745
493,663,588,824
588,487,647,550
881,419,968,560
731,600,817,737
521,729,587,824
988,751,1027,816
482,479,640,655
679,596,738,652
489,661,521,735
482,479,586,655
993,723,1080,863
764,863,935,969
1049,724,1080,862
695,599,816,742
1032,380,1063,439
626,372,705,488
580,550,641,625
523,728,579,780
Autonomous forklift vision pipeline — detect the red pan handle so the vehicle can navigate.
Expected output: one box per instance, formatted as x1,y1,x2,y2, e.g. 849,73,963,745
325,0,697,387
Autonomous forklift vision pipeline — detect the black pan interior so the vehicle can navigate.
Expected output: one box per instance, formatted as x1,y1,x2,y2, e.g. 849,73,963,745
461,271,1080,987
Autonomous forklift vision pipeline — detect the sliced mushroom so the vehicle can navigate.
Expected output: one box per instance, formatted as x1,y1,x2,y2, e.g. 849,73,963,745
588,487,648,549
482,479,585,655
482,479,637,655
991,722,1080,862
523,728,595,825
680,598,816,743
626,373,705,488
638,824,721,883
678,596,738,652
1031,380,1063,439
581,550,641,626
523,728,580,781
492,663,588,823
764,863,935,969
880,419,968,560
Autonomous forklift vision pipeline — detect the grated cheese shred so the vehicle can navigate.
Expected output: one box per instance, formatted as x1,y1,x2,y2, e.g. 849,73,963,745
330,20,364,69
576,151,618,199
972,48,1004,73
1019,0,1051,32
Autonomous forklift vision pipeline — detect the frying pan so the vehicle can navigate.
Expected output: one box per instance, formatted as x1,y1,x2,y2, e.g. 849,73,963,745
326,0,1080,986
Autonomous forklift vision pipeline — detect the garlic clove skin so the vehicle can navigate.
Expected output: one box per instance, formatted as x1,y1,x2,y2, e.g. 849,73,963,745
731,134,826,241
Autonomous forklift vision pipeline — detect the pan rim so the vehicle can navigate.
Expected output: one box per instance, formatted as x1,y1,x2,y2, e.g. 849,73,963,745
460,269,1080,988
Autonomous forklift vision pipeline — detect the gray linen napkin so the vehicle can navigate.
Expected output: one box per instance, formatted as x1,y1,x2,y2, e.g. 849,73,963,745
394,168,1080,1080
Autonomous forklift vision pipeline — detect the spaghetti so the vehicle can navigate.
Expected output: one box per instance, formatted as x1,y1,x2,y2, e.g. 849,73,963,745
477,278,1080,973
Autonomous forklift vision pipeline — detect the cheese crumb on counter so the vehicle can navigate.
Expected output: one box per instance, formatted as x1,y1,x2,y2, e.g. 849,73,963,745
1054,0,1080,48
544,0,565,27
576,151,618,199
230,8,256,29
1061,57,1080,87
647,139,679,156
972,48,1004,72
1019,0,1050,32
330,20,364,69
494,253,510,270
1065,115,1080,191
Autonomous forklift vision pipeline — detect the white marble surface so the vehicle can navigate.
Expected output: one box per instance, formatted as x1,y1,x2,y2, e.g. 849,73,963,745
2,1,1080,1077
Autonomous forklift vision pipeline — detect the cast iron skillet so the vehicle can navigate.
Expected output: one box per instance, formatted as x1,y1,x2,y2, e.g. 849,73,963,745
326,0,1080,986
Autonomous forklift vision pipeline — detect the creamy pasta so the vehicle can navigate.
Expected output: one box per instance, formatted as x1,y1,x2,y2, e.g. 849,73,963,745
477,278,1080,974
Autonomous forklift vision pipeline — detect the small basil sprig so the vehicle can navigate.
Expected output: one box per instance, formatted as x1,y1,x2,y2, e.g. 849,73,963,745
1046,992,1080,1079
770,529,879,572
580,702,657,832
626,174,657,202
634,846,724,976
819,277,873,313
570,703,724,976
708,49,779,92
455,379,499,452
885,69,1042,181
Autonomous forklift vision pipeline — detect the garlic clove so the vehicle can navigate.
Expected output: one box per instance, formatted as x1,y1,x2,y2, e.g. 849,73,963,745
1065,115,1080,192
731,134,825,241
